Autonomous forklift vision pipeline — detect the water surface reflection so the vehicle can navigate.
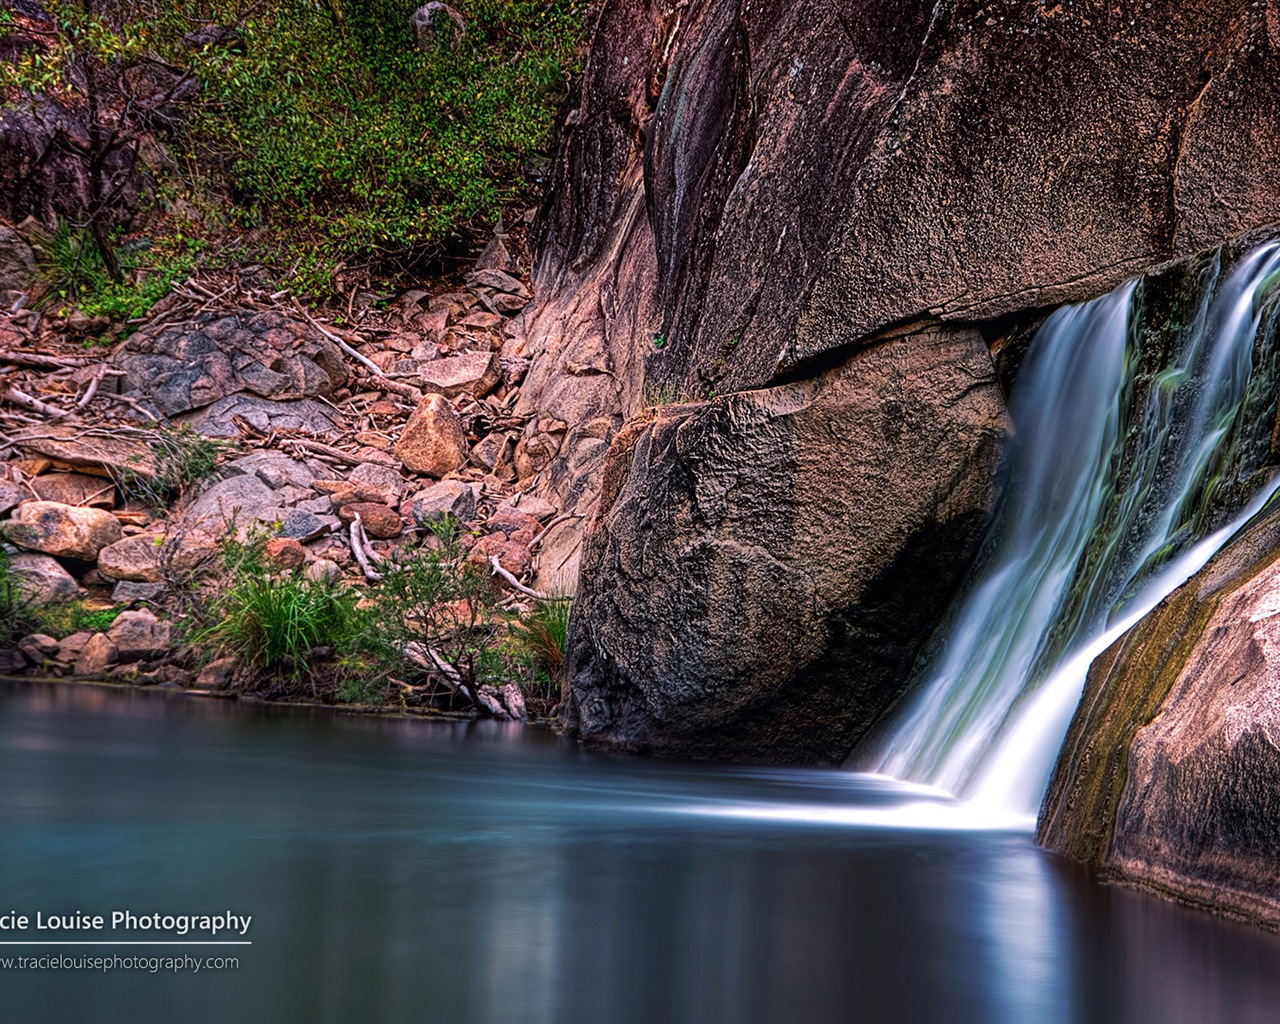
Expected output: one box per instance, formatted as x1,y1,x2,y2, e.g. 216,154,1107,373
0,681,1277,1023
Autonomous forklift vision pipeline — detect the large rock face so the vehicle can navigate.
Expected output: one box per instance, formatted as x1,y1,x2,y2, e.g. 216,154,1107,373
1039,508,1280,927
536,0,1280,763
561,327,1007,763
521,0,1280,521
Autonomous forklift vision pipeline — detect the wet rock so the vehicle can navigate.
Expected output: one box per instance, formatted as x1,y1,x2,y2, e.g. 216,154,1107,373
561,328,1007,765
8,553,79,604
407,480,477,524
337,502,403,539
106,609,170,661
195,656,238,690
75,633,119,675
1039,506,1280,928
7,501,122,561
29,472,116,509
419,351,501,399
395,394,468,477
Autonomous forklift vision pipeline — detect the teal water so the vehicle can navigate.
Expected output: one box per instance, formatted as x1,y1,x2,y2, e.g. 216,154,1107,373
2,681,1280,1023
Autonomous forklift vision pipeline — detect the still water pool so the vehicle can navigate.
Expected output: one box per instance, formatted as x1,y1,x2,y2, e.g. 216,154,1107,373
1,680,1278,1024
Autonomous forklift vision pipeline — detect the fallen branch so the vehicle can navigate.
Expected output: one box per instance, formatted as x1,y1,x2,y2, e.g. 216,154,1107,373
75,364,109,409
488,555,549,600
0,350,94,369
291,298,386,378
1,385,68,418
99,392,161,422
349,514,384,581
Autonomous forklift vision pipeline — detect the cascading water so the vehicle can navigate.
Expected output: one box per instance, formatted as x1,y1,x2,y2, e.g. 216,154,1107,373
863,241,1280,821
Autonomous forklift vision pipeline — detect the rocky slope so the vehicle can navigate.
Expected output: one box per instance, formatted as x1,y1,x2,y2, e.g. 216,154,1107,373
1039,506,1280,928
524,0,1280,760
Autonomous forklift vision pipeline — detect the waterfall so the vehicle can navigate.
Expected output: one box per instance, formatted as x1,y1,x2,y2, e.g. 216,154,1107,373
865,241,1280,819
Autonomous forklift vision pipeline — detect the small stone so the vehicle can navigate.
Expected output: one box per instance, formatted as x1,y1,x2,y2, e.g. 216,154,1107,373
470,433,511,471
106,609,171,661
475,234,514,274
18,633,59,665
264,538,307,570
9,553,79,605
408,480,478,524
111,581,167,604
465,268,531,298
488,507,541,537
279,509,329,542
75,633,119,674
224,452,317,491
418,351,501,399
500,494,557,521
348,462,406,503
469,534,532,576
29,472,116,509
7,501,123,561
395,394,469,477
97,534,164,582
195,656,238,690
0,481,24,516
337,502,403,538
187,475,280,527
56,631,93,663
305,559,342,583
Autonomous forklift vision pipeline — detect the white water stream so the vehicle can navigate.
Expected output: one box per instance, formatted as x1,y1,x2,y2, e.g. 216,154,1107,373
861,242,1280,825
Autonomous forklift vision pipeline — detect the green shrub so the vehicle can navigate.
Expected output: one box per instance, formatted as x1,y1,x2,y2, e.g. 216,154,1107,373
32,601,123,639
510,596,570,696
186,0,584,256
0,547,38,650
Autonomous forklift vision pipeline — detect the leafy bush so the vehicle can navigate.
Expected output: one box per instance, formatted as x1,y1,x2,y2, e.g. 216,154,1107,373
32,601,123,638
0,547,38,650
510,596,570,696
350,515,506,700
186,0,583,255
195,534,361,679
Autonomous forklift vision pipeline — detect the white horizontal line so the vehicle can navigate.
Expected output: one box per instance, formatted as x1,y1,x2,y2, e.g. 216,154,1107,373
0,942,251,946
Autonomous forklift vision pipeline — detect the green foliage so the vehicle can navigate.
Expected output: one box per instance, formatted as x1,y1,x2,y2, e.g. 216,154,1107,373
115,426,229,508
509,596,570,696
352,515,505,692
32,601,123,639
0,547,39,649
652,333,666,350
195,537,361,676
186,0,584,255
34,221,195,326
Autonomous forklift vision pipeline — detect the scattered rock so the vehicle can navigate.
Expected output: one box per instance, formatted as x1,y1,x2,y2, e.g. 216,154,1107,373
0,650,23,674
7,501,123,561
75,633,119,675
407,480,477,524
264,537,307,569
500,494,557,521
465,268,531,298
111,580,167,604
418,350,501,399
224,451,317,490
470,534,532,576
106,609,170,661
186,475,281,527
98,534,164,582
117,311,349,419
395,394,469,477
348,462,406,502
500,683,528,721
8,553,79,604
475,234,514,274
337,502,403,539
17,633,58,665
279,509,329,542
11,427,158,483
28,472,116,509
305,559,342,584
488,507,540,538
182,394,345,439
469,433,511,471
0,481,23,516
195,656,238,690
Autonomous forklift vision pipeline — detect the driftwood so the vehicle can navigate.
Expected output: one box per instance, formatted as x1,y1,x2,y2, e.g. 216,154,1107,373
488,555,549,600
349,515,384,582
